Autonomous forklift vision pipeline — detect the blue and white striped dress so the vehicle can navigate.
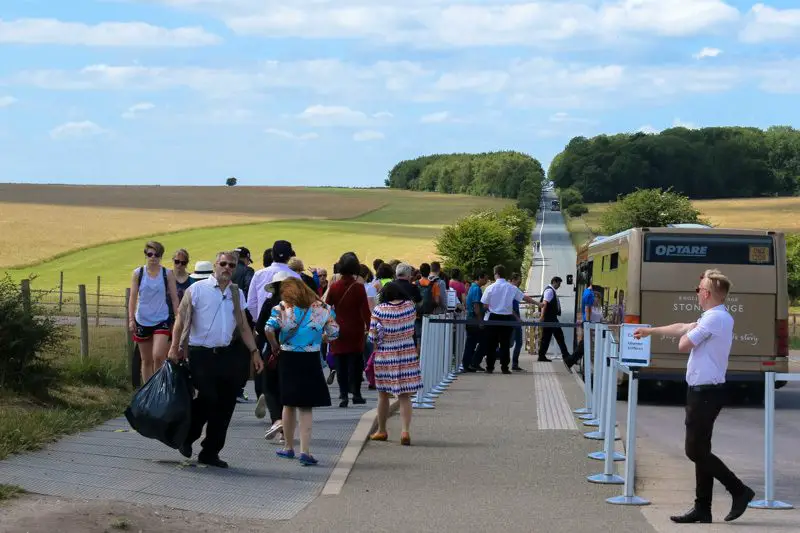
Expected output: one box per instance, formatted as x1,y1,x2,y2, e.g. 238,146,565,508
369,300,423,395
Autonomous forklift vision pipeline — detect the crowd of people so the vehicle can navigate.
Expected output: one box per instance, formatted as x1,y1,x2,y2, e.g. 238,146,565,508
128,239,557,468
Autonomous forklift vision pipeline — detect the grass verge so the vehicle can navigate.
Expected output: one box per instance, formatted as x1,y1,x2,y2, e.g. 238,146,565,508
0,484,25,501
0,326,131,461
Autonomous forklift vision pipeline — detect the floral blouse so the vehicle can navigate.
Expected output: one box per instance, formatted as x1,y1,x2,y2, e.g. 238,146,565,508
266,300,339,352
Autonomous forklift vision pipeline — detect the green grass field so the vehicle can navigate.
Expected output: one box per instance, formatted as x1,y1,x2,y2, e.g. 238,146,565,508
3,187,510,296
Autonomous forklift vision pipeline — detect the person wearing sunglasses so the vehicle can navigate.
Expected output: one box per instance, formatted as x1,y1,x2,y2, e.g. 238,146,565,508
172,248,194,303
633,269,754,524
169,251,262,468
128,240,180,383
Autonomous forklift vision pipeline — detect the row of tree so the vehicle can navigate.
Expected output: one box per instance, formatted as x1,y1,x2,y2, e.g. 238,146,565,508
385,151,545,213
549,126,800,202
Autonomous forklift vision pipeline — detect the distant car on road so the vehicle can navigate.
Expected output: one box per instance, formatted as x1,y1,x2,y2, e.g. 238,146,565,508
550,200,560,211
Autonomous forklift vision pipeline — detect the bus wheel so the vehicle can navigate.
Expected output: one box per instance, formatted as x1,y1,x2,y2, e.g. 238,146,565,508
130,344,142,389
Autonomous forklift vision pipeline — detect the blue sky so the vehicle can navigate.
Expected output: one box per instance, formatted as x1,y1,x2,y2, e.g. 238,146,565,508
1,0,799,187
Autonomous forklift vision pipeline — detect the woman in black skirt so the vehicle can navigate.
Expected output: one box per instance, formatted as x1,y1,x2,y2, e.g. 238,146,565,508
265,277,339,466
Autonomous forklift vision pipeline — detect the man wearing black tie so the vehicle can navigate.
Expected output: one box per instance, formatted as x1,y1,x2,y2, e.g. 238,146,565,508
537,276,572,363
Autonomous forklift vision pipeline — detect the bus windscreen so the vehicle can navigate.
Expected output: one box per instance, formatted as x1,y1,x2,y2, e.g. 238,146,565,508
643,234,774,265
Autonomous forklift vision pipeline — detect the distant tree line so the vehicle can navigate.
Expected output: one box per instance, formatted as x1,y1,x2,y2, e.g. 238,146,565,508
549,126,800,202
385,151,544,213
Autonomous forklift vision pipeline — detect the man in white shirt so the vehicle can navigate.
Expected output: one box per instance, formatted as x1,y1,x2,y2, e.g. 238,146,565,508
538,276,572,364
634,269,754,524
480,264,539,374
169,251,263,468
247,240,301,324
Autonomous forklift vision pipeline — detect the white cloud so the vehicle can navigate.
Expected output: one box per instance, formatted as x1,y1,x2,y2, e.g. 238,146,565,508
637,125,660,134
353,130,384,141
549,111,595,124
0,18,221,47
420,111,450,123
372,111,393,119
265,128,318,140
49,120,108,140
297,104,366,125
740,4,800,43
122,102,155,119
672,117,698,129
693,47,722,59
215,0,740,49
0,96,17,108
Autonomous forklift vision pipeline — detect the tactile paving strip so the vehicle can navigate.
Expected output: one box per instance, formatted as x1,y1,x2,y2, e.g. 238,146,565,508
0,381,376,520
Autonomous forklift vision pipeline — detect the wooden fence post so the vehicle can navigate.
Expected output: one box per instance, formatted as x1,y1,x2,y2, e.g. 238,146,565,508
95,276,101,327
20,279,31,316
124,288,134,362
58,271,64,312
78,284,89,360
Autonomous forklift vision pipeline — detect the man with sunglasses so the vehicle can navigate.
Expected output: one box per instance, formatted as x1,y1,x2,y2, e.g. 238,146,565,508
169,251,263,468
633,269,754,524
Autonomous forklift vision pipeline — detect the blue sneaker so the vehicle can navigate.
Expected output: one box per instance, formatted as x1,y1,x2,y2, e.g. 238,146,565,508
298,453,318,466
276,449,295,460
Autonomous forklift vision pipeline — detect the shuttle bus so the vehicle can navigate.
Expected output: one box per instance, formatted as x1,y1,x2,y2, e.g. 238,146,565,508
573,225,790,399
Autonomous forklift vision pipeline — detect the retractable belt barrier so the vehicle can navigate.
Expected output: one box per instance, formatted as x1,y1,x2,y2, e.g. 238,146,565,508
412,313,466,409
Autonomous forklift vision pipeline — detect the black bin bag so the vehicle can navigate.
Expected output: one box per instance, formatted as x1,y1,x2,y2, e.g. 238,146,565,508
124,360,193,449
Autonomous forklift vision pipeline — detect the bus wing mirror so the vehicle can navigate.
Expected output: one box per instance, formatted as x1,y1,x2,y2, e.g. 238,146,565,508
566,274,573,285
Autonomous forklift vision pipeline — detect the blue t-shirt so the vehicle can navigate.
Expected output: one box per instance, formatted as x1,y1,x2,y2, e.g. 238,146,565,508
466,284,483,320
581,287,595,320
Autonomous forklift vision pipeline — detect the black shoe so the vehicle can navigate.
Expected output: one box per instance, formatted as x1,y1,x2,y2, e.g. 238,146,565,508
485,368,494,374
563,358,574,372
339,399,349,408
538,357,552,362
501,368,512,375
352,396,366,405
512,366,526,372
473,365,485,372
464,366,477,373
670,508,712,524
725,486,755,522
198,455,229,469
178,444,192,459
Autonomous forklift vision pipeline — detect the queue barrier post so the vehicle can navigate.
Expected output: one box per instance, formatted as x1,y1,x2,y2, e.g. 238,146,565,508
584,328,609,438
412,316,435,409
588,341,624,484
579,323,604,421
749,371,795,510
607,365,650,506
574,321,593,415
589,337,625,462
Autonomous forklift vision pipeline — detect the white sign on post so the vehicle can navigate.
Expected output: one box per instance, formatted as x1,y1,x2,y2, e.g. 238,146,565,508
619,323,652,367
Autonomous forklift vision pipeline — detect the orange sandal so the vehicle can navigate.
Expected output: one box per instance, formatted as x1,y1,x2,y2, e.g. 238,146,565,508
369,431,388,441
400,432,411,446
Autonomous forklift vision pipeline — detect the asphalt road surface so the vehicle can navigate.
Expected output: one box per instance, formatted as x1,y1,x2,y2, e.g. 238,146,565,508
535,194,800,507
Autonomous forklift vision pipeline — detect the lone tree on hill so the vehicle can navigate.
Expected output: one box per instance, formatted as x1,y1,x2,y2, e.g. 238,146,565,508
226,177,238,187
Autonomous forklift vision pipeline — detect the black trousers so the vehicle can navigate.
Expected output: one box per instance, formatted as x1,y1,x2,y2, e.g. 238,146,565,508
462,324,486,369
185,345,243,459
484,314,515,371
336,352,363,400
538,326,571,360
685,387,746,510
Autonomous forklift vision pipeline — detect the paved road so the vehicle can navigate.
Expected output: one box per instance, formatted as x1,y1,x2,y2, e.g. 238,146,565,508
534,196,800,524
528,191,578,353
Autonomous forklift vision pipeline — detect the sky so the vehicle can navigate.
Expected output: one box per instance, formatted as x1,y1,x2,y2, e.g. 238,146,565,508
1,0,799,187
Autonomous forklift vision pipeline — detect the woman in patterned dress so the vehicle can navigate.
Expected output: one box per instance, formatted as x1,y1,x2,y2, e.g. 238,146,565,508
368,281,423,446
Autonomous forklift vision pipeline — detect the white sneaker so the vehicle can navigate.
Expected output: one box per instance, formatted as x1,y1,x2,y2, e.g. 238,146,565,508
254,394,267,419
264,421,283,441
274,435,285,446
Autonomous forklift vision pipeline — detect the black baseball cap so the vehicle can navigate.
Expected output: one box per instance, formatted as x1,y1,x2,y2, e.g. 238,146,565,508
235,246,251,261
272,240,295,262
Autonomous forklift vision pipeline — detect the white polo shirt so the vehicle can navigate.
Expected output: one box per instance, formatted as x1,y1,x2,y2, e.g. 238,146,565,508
685,304,734,386
480,278,524,316
188,277,246,348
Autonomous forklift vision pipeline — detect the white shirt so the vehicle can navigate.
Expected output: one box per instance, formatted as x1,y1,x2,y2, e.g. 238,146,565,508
685,304,734,386
247,263,301,322
188,277,246,348
480,278,524,316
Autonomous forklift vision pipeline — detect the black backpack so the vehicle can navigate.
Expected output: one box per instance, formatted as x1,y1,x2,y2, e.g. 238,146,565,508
138,267,174,321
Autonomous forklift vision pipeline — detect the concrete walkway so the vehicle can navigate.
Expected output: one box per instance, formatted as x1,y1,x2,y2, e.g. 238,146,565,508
275,354,656,533
0,379,377,521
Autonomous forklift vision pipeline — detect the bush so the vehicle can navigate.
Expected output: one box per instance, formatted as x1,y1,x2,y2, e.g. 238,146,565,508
472,205,533,258
567,203,589,217
559,187,583,209
600,188,709,235
0,275,68,392
436,215,518,276
787,233,800,301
